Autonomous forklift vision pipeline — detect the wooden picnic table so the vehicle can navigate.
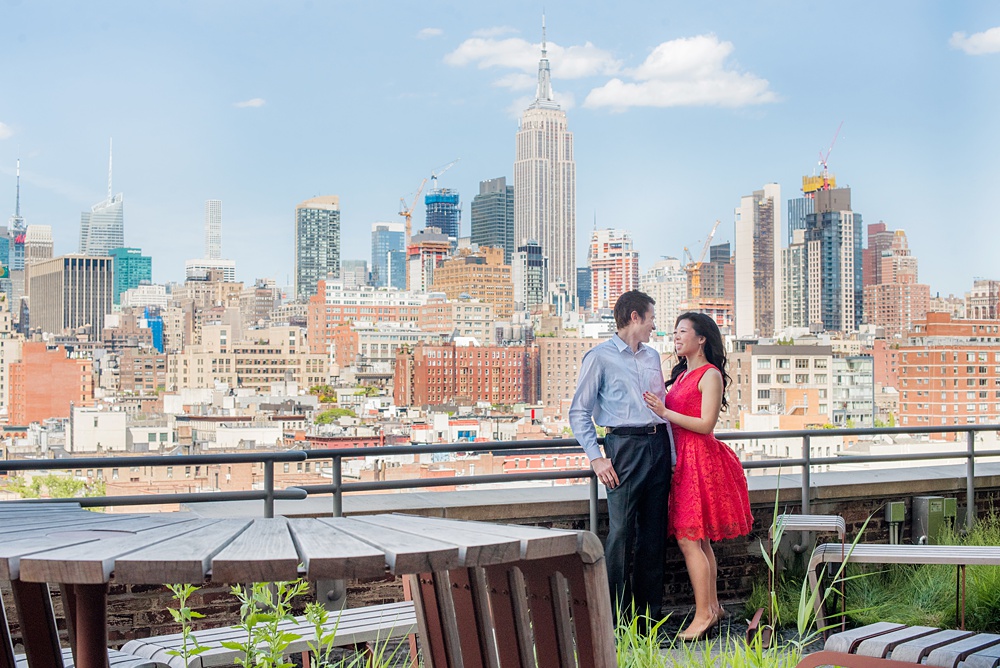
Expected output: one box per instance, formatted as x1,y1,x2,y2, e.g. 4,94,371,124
0,502,615,668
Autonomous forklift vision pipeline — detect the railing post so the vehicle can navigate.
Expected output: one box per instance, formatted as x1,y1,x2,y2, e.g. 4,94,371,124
801,434,811,516
967,430,976,530
263,459,275,519
589,474,599,534
332,456,343,518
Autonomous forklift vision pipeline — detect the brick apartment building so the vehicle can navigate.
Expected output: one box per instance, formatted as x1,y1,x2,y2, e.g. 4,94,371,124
9,342,94,425
537,337,601,414
307,280,425,354
394,342,540,407
430,247,514,320
898,312,1000,434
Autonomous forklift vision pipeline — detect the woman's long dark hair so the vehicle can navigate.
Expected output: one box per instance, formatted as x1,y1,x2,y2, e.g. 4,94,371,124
666,312,731,410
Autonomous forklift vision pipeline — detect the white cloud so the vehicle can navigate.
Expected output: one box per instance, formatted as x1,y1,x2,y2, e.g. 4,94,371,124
492,73,536,91
445,37,621,85
417,27,443,39
472,26,519,38
234,98,266,108
584,35,777,110
0,122,12,140
950,27,1000,55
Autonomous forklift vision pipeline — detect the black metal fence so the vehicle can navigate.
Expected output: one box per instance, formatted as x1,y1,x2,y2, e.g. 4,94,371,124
2,425,999,532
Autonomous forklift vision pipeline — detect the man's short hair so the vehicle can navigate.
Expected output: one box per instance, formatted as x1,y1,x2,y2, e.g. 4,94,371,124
613,291,655,330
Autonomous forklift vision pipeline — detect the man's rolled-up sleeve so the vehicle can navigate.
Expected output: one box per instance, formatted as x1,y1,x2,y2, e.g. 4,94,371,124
569,350,603,462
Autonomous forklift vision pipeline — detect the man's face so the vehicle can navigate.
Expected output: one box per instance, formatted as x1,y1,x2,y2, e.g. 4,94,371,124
629,306,656,343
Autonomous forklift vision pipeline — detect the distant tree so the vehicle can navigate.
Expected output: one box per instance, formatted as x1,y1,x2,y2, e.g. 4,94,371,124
315,408,356,424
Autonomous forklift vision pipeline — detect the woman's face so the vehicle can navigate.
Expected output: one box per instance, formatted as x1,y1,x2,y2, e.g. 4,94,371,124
674,319,706,358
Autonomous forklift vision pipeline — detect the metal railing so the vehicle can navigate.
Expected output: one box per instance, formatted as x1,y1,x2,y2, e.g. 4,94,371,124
2,425,999,530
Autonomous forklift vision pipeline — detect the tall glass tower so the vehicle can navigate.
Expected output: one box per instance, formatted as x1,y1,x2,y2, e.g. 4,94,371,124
295,196,341,300
471,177,515,263
371,222,405,289
425,189,461,239
80,140,124,256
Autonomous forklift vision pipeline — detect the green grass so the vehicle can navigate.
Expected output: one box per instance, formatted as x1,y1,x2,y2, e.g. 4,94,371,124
615,613,806,667
745,511,1000,634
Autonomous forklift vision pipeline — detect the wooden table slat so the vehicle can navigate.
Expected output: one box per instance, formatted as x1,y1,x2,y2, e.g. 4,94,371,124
114,519,253,584
353,514,522,567
286,518,387,580
384,514,580,561
19,518,214,584
210,519,299,583
323,517,460,574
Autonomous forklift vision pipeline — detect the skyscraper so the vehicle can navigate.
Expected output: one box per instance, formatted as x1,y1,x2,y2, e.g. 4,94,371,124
787,174,836,244
471,177,515,264
805,187,863,333
186,198,236,281
80,141,124,256
640,258,688,334
862,228,929,338
588,229,639,313
205,199,222,260
295,196,341,300
514,20,576,300
28,255,114,336
407,227,451,293
341,259,369,289
370,221,405,289
735,183,782,338
576,267,591,311
109,247,153,305
862,221,895,289
512,240,548,313
425,189,460,240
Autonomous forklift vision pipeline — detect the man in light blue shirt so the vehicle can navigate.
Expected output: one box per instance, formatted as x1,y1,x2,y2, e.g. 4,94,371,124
569,290,673,622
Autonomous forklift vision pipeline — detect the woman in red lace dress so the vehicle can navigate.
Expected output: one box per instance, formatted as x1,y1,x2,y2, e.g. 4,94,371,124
644,312,752,640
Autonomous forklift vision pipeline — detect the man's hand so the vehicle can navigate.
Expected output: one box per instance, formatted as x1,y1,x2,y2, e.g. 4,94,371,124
591,457,620,489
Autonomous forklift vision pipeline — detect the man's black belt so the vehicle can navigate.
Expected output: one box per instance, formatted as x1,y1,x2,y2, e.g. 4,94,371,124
605,424,667,435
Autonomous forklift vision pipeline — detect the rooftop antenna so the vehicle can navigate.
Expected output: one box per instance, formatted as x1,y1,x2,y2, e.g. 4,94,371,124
15,157,20,218
107,138,113,200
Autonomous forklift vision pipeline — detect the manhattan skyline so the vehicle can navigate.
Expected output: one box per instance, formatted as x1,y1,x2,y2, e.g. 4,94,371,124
1,1,998,296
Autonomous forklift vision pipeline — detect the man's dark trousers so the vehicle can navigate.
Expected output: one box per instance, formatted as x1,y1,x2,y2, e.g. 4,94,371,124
603,427,671,620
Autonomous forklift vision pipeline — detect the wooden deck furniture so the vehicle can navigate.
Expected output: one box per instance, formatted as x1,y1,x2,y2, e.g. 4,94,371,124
794,621,1000,667
767,514,848,635
808,543,1000,631
121,601,416,667
0,503,616,668
14,649,166,668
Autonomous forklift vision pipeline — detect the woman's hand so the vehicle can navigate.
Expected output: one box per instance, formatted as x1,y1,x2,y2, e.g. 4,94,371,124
643,391,668,419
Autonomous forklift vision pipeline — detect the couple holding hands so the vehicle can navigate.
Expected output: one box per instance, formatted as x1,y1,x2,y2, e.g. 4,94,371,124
569,290,753,641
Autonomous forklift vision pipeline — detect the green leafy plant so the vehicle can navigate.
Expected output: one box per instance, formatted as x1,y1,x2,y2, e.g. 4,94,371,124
222,579,310,667
165,583,210,664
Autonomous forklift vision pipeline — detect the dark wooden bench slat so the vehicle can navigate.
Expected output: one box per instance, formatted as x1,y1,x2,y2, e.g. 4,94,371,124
890,629,975,663
925,633,1000,667
857,626,941,658
826,623,907,653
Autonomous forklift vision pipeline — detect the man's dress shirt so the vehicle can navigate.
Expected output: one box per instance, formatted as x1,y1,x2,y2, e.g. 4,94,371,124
569,334,675,463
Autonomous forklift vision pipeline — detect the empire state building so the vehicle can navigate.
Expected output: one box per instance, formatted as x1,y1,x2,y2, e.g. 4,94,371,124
514,22,576,301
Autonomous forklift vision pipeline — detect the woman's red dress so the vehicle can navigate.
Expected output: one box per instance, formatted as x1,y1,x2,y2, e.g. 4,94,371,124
666,363,753,542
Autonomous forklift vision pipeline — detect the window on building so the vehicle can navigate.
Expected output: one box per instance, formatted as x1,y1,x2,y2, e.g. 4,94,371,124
757,359,772,369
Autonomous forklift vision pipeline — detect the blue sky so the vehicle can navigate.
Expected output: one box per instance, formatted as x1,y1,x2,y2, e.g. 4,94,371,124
1,1,998,296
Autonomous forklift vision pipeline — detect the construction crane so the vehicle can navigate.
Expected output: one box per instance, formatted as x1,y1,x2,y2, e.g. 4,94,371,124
684,220,722,301
696,219,721,264
430,158,461,190
398,177,428,251
818,121,844,191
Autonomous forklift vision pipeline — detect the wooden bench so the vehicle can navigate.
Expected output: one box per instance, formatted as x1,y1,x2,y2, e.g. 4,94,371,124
808,544,1000,630
121,601,416,667
14,648,166,668
795,621,1000,667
